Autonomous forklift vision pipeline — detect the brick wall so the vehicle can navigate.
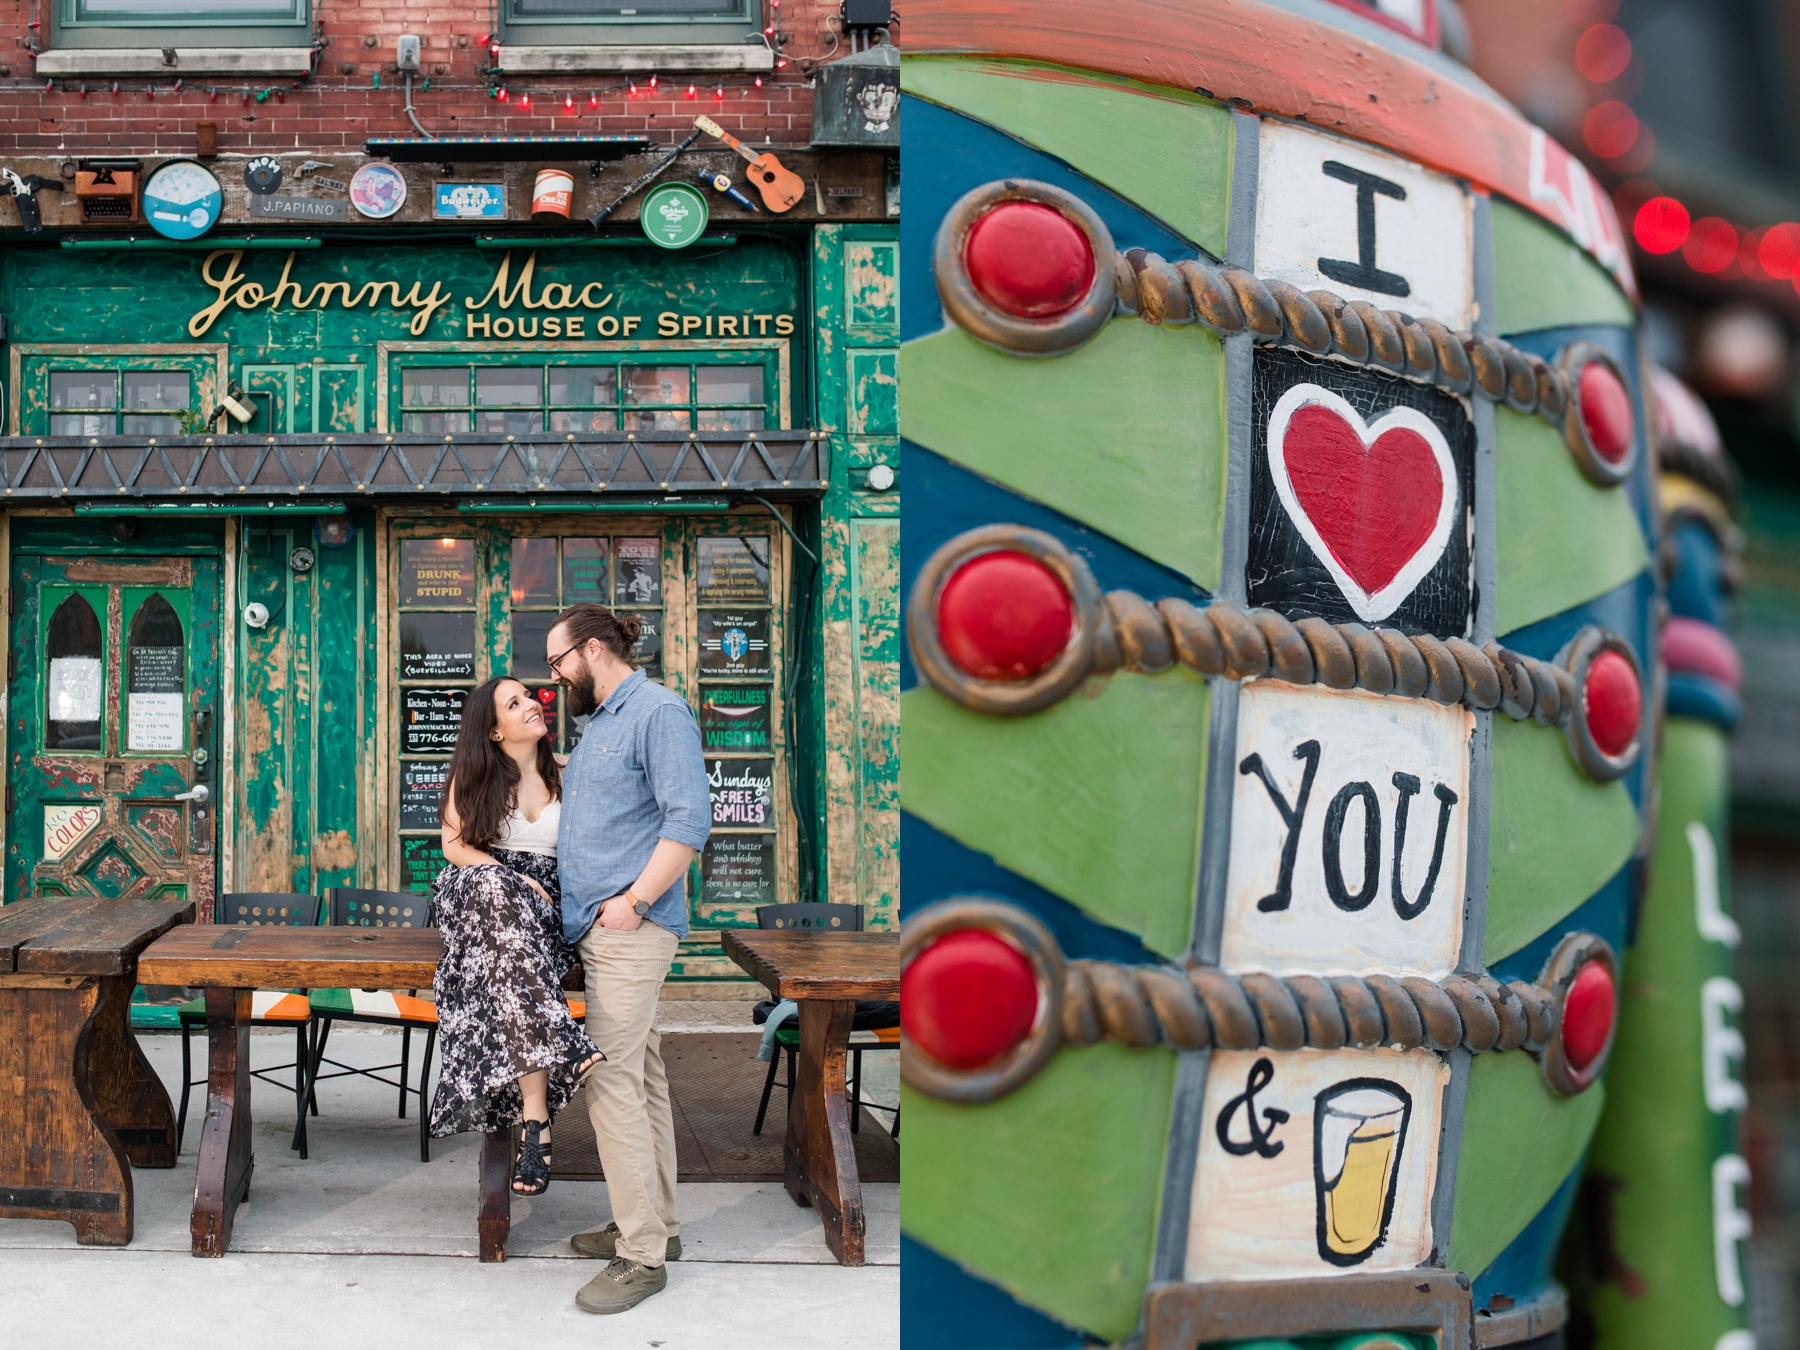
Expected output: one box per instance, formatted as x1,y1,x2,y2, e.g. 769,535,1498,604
0,0,859,154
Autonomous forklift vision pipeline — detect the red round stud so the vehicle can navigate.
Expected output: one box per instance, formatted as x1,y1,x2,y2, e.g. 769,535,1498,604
1584,648,1640,759
936,551,1074,681
1561,959,1615,1072
963,201,1096,319
901,929,1039,1070
1579,361,1633,465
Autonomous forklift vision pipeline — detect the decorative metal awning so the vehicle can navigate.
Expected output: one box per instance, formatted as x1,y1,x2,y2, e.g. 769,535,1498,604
0,430,829,509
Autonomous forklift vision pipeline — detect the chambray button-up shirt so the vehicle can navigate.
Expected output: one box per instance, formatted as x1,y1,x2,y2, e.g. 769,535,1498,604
558,668,711,942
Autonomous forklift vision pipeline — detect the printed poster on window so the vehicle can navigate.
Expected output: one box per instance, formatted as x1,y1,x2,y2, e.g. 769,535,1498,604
400,761,449,831
401,687,467,754
127,645,184,751
703,835,776,907
696,536,770,604
614,537,662,606
707,756,774,827
698,610,771,678
401,612,476,680
700,685,771,750
401,835,447,892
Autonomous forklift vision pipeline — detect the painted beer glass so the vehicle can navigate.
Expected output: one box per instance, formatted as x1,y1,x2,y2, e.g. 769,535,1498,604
897,1,1742,1347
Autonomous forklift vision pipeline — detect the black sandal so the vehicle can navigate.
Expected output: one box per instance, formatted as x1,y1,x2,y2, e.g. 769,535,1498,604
513,1118,551,1195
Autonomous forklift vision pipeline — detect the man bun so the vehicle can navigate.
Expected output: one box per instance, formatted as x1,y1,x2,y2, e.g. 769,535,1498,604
554,601,641,663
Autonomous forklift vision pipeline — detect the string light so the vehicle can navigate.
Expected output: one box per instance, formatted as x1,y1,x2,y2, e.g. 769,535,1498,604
649,74,658,89
628,80,638,96
589,91,599,108
686,83,696,98
564,94,574,111
520,92,530,108
715,84,724,100
755,76,763,88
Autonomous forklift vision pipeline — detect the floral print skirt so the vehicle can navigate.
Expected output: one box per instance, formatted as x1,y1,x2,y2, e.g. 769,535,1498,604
427,848,602,1138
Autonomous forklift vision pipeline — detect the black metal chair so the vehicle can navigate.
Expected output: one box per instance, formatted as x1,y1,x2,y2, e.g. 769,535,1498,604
304,889,440,1161
176,893,323,1157
749,903,900,1140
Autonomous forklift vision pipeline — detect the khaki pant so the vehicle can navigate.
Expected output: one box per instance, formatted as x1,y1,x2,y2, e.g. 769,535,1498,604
577,919,682,1266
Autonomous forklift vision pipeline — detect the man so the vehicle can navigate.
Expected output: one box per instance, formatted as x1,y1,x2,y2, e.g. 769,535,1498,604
548,601,711,1315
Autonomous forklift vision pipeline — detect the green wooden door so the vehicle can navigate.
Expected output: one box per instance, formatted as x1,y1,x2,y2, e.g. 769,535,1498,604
7,554,221,913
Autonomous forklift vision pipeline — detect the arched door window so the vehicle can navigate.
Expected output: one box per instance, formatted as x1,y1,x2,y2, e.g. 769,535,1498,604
126,594,186,753
46,595,103,751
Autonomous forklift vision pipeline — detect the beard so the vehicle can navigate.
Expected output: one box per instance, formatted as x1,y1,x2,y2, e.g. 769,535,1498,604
564,657,601,718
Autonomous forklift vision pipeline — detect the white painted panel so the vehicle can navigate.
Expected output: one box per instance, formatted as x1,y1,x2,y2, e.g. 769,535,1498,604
1186,1047,1448,1281
1222,682,1472,980
1255,121,1473,331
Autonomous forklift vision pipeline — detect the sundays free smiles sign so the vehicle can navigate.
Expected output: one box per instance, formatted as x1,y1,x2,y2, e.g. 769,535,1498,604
185,249,797,341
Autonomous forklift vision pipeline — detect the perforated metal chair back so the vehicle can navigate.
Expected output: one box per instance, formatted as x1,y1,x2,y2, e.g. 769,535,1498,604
755,902,863,932
328,888,432,928
217,892,321,926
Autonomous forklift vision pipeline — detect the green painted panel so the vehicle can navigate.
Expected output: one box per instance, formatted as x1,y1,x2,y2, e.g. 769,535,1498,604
311,529,369,891
1448,1049,1607,1277
1494,406,1650,636
1491,198,1635,335
902,320,1227,589
1586,718,1748,1346
901,670,1208,958
847,349,897,435
901,1041,1177,1342
902,56,1233,255
1485,715,1640,963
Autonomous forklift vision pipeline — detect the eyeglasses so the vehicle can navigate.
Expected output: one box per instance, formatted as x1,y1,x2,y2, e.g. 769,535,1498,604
547,642,581,676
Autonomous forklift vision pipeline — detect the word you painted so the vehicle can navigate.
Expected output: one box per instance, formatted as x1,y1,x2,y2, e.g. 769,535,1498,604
1222,683,1472,980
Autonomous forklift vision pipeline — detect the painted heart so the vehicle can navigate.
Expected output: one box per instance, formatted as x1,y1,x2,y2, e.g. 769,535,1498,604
1267,384,1458,623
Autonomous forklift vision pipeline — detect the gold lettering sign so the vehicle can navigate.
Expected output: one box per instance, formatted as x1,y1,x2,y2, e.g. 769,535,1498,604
188,250,454,338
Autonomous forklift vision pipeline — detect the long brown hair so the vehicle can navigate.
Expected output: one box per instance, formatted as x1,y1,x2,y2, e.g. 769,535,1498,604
441,677,562,852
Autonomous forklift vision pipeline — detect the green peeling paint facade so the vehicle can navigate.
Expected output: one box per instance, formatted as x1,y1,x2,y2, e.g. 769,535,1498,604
0,224,900,990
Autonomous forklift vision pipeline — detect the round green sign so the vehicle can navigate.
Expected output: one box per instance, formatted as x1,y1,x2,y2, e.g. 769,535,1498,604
641,182,709,249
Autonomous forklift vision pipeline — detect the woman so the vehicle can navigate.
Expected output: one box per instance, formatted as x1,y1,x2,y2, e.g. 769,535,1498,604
429,676,603,1196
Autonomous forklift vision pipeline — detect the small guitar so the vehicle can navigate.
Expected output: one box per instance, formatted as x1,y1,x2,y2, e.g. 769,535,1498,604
693,115,805,214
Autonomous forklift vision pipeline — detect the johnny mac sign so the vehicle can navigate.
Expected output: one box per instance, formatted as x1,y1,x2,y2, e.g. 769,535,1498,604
184,249,797,342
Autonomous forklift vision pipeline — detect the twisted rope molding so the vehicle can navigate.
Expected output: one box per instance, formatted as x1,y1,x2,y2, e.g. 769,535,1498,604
933,178,1635,488
908,524,1645,781
902,898,1618,1104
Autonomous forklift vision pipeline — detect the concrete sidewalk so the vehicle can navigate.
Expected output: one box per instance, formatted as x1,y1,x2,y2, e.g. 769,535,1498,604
0,1009,899,1350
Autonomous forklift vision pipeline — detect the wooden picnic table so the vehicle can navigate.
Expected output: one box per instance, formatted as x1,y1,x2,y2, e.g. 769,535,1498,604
0,893,195,1245
721,929,900,1266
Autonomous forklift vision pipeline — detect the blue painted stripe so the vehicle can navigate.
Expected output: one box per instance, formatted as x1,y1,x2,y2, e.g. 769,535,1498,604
902,811,1159,966
901,1233,1085,1350
901,441,1209,692
900,94,1200,345
1666,673,1740,729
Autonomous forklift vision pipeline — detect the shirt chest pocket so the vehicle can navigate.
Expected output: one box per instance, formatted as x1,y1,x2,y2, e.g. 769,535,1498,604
577,742,635,786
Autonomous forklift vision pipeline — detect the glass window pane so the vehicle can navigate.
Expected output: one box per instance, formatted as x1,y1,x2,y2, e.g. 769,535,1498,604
476,367,543,407
696,366,764,405
623,409,691,433
123,371,189,410
121,414,181,436
562,538,609,603
401,411,473,435
51,413,113,437
698,408,765,433
549,409,618,433
400,538,475,606
403,368,470,407
400,612,476,679
476,409,544,434
511,538,559,606
51,371,115,410
46,594,103,751
511,610,556,679
623,366,691,406
630,612,664,681
549,366,617,405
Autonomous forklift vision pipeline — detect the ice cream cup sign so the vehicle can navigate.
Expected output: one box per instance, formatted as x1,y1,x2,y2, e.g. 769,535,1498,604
641,183,709,250
1313,1079,1412,1266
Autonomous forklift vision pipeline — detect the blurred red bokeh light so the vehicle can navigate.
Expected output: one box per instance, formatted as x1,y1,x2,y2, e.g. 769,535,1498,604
1575,23,1633,82
1683,217,1739,273
1583,101,1639,159
1759,222,1800,279
1633,197,1690,253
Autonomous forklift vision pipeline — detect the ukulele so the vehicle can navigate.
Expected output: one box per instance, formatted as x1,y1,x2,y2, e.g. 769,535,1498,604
692,115,805,214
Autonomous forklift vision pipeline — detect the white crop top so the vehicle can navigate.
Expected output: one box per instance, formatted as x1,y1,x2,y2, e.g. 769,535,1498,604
497,798,560,857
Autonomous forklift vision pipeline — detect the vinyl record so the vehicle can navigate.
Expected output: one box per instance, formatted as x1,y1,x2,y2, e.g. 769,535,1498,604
244,156,283,195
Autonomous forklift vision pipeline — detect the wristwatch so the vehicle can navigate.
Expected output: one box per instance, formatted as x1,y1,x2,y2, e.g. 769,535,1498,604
628,892,652,917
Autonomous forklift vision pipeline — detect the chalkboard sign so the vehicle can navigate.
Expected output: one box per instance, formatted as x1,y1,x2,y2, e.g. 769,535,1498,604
400,760,449,831
401,538,475,605
697,536,770,604
698,610,771,678
402,687,467,754
401,835,446,893
126,645,185,751
562,537,609,603
401,612,476,680
631,611,664,680
614,537,662,605
703,834,776,907
700,685,771,750
707,755,774,828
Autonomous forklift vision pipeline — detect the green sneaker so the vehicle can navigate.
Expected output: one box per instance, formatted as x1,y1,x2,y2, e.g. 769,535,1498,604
570,1221,682,1261
575,1257,667,1314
